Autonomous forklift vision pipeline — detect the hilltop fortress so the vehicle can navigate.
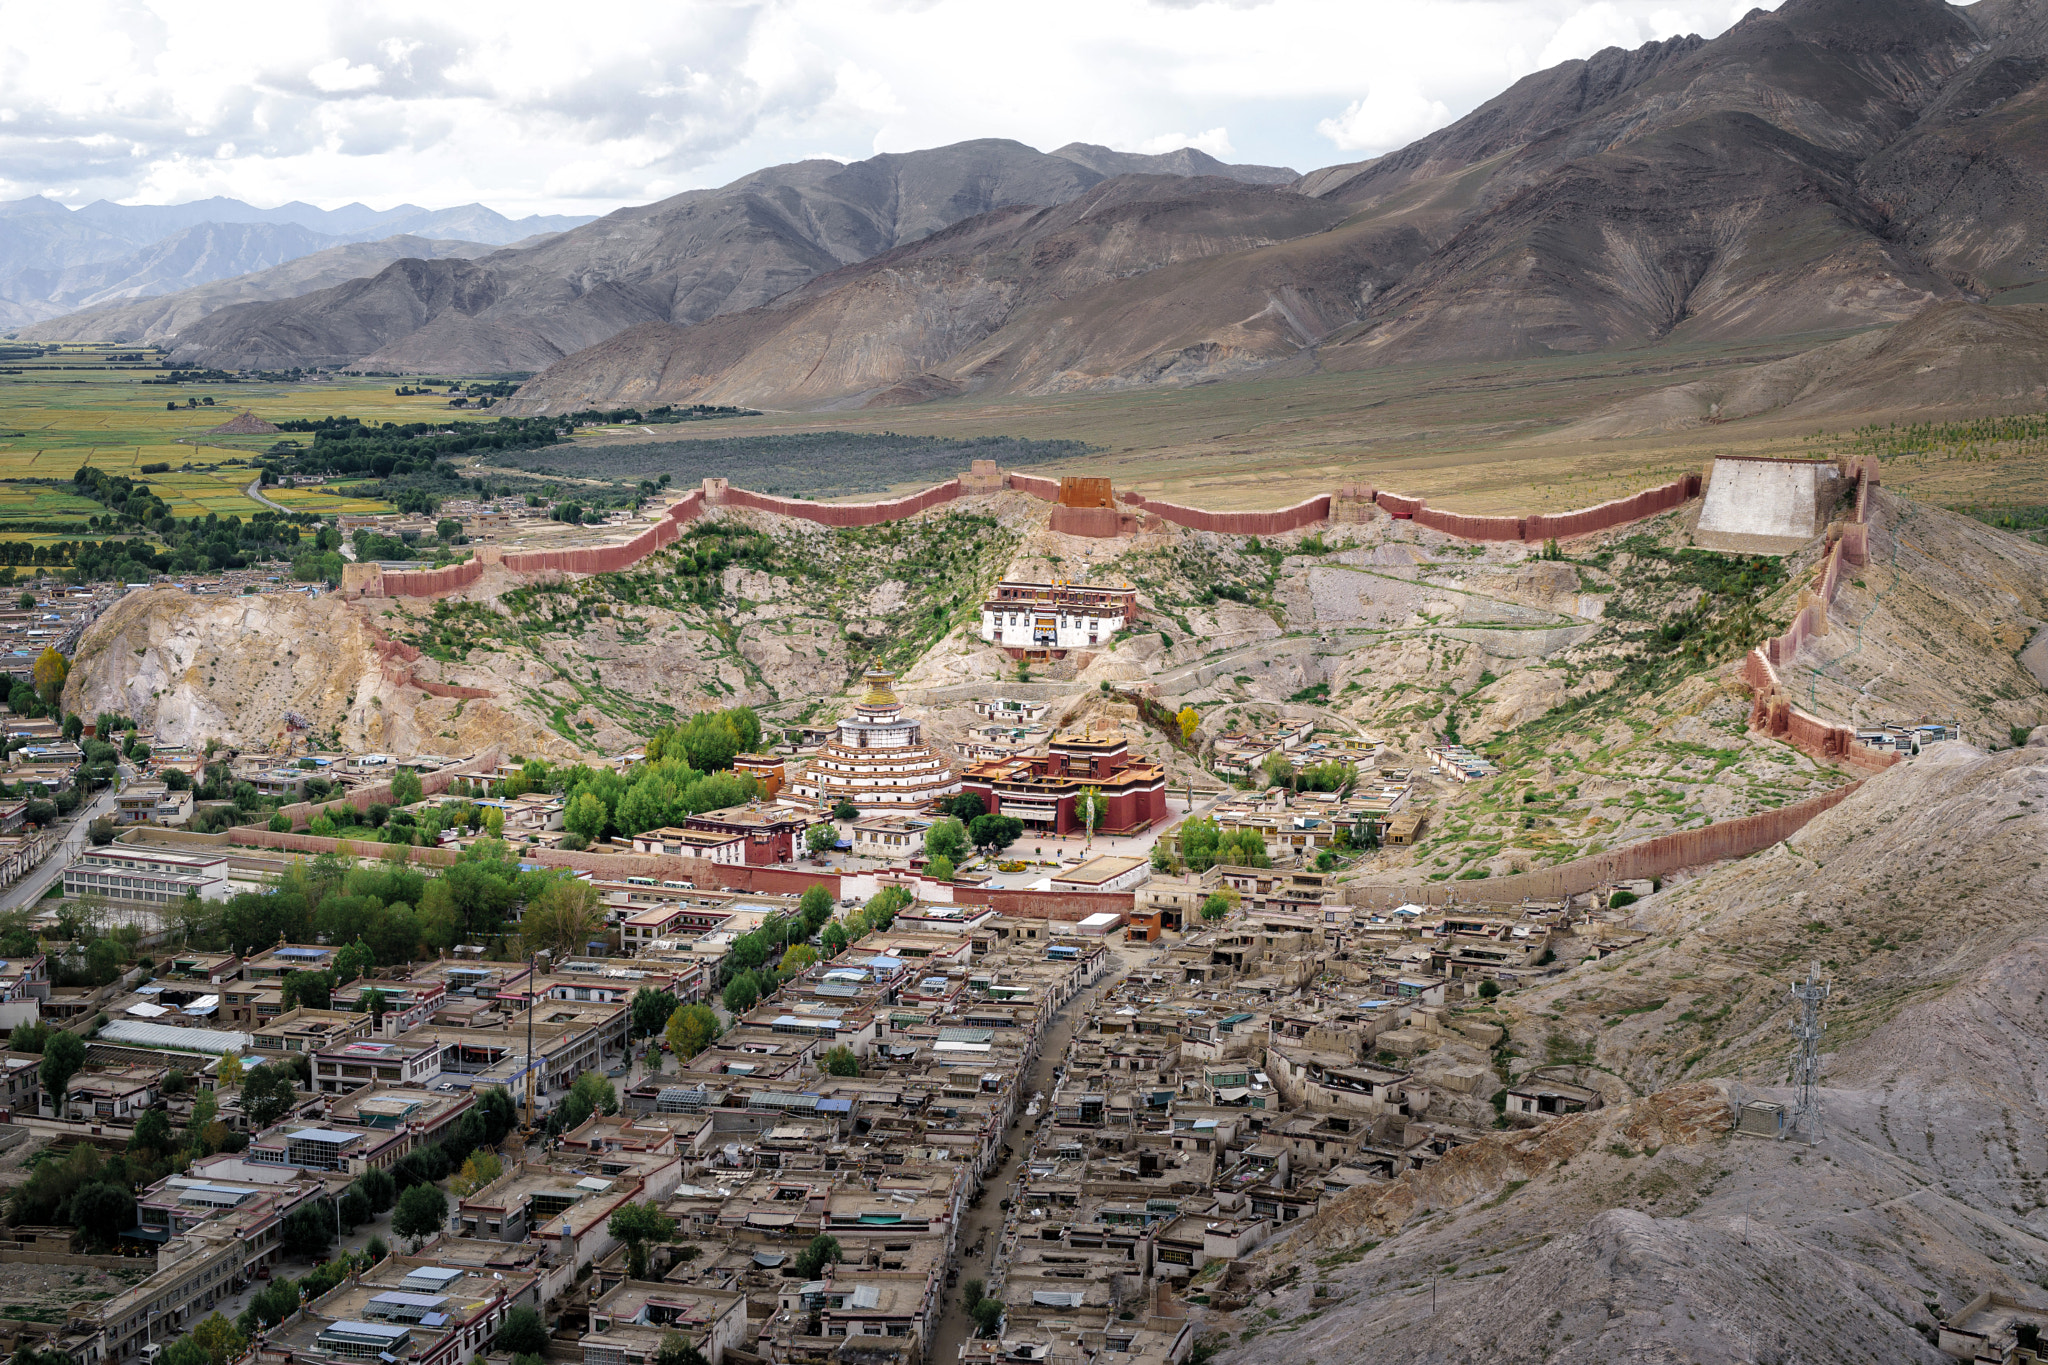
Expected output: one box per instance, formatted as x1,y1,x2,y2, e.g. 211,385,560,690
336,455,1864,602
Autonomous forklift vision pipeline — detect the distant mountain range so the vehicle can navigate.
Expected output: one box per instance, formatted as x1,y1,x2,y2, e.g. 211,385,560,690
0,194,592,328
149,140,1303,373
29,0,2048,416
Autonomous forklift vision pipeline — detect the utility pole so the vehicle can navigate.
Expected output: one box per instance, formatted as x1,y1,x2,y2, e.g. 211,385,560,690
525,949,550,1132
1787,962,1829,1144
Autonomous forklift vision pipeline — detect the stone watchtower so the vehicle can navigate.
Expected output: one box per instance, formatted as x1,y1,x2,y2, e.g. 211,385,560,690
960,459,1005,493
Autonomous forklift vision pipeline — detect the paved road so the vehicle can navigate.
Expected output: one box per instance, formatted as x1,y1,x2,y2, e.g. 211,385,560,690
926,944,1145,1364
0,780,122,913
244,477,293,514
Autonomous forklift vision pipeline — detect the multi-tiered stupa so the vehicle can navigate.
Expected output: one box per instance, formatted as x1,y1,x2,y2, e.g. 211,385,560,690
793,670,960,809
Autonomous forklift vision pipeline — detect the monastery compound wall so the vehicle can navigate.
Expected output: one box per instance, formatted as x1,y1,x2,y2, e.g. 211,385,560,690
346,460,1747,604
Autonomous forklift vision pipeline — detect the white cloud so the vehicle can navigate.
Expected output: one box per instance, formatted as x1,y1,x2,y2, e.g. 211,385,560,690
306,57,383,94
0,0,1755,216
1316,86,1452,155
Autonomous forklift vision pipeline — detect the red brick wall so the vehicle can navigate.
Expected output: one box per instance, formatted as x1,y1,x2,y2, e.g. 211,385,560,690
1008,473,1060,501
718,480,963,527
1119,493,1333,535
953,887,1136,917
1415,508,1525,540
380,491,708,597
1739,461,1900,774
1343,778,1864,907
1049,505,1124,538
1371,476,1699,543
229,827,461,865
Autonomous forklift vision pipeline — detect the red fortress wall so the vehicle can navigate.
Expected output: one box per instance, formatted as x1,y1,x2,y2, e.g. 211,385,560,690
1367,476,1702,542
1116,491,1332,535
1740,457,1896,774
367,464,1708,601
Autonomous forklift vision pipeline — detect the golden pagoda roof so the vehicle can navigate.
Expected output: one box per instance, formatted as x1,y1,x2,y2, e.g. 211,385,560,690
859,670,899,707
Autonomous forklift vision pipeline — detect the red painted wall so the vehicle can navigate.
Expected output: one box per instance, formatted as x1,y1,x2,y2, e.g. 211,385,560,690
1342,778,1864,907
1371,475,1699,543
1008,473,1060,502
719,480,963,527
1118,493,1333,535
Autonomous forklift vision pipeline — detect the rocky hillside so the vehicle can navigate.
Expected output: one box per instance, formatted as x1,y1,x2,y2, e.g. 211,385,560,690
500,175,1364,412
162,140,1297,374
61,588,580,760
1202,735,2048,1364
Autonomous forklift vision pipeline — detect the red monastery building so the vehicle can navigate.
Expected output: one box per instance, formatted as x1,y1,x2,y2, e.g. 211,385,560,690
959,724,1168,836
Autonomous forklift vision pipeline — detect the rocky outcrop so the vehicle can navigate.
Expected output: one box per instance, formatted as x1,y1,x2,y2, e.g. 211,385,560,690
62,589,577,758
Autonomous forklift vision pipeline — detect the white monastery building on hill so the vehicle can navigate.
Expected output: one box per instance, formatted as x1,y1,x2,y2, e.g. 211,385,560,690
979,580,1137,657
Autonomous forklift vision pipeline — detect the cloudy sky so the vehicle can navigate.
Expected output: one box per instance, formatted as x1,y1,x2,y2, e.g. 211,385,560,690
0,0,1766,217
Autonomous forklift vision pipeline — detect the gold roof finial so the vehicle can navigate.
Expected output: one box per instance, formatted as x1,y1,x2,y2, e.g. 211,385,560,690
860,670,899,708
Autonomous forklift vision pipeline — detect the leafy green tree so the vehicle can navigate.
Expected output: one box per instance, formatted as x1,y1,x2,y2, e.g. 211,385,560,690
971,1299,1005,1337
805,823,838,857
524,874,607,961
666,1003,720,1059
40,1031,85,1107
565,791,607,842
393,1182,449,1249
493,1306,549,1357
241,1061,298,1127
822,1045,859,1077
356,1165,397,1214
797,884,834,931
280,1203,334,1259
190,1313,247,1365
923,817,968,863
793,1233,841,1279
607,1199,675,1278
238,1278,300,1335
389,769,425,806
722,973,760,1015
968,813,1023,855
128,1108,172,1156
652,1335,708,1365
830,800,859,821
570,1069,618,1118
631,986,677,1039
940,793,985,822
280,968,331,1010
926,855,954,881
71,1181,136,1249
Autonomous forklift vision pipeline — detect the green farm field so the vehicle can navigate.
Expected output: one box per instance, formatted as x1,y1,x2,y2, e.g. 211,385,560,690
0,345,498,530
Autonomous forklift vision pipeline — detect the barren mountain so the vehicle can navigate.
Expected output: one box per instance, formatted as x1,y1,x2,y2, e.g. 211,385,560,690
1,221,354,326
16,234,509,346
1555,300,2048,436
163,140,1293,373
0,194,587,331
503,0,2048,409
501,175,1367,411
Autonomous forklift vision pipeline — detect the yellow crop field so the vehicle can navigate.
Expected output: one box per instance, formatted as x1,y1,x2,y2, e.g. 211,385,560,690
259,484,395,515
0,346,441,525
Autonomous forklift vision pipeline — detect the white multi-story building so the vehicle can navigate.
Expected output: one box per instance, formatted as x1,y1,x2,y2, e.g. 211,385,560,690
791,671,959,810
979,581,1137,657
64,846,231,903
